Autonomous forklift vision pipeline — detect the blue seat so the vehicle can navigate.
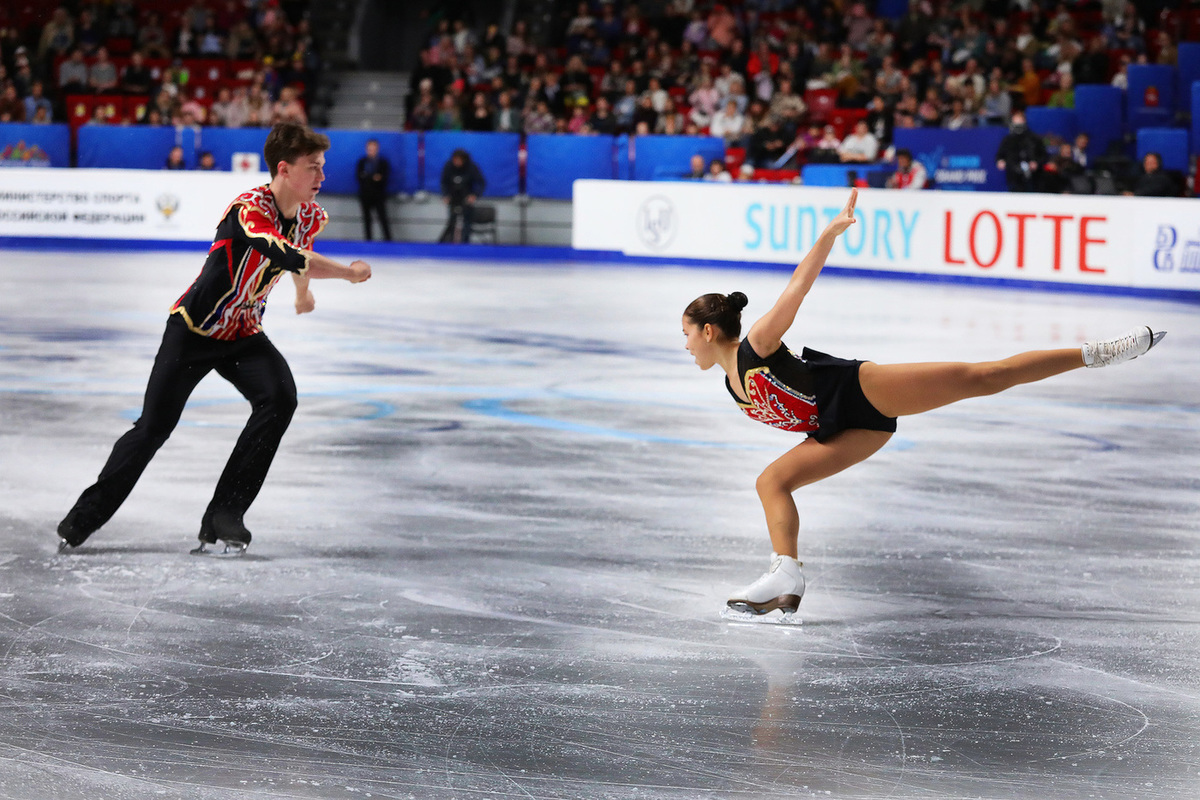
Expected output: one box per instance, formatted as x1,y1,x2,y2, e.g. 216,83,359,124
1178,42,1200,113
1075,85,1124,157
1025,106,1078,141
1137,127,1190,172
1126,64,1177,128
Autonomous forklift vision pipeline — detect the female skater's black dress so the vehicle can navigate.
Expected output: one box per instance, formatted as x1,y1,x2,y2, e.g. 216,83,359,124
725,340,896,442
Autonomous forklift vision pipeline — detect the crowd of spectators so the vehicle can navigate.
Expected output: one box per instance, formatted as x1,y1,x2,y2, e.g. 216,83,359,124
0,0,318,130
404,0,1190,194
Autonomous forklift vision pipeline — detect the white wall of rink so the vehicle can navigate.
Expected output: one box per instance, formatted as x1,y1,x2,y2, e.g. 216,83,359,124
0,167,265,241
573,179,1200,294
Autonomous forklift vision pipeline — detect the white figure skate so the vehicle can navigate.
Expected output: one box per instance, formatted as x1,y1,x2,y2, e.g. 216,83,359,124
722,553,805,624
1082,326,1166,368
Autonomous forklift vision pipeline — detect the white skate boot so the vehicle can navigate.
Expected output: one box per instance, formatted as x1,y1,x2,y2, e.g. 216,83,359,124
722,553,805,623
1082,326,1166,368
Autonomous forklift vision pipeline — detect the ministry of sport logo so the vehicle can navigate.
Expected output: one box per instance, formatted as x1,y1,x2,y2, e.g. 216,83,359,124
156,193,180,221
636,195,677,250
1153,225,1200,273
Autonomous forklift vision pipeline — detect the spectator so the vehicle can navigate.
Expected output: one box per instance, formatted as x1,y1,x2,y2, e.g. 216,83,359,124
979,78,1012,126
1014,57,1041,108
30,106,52,125
613,78,639,131
942,98,975,130
688,73,721,128
196,151,218,171
709,99,746,146
1071,133,1090,170
226,21,261,61
432,93,462,131
355,138,392,241
809,124,843,163
1126,153,1178,197
587,96,617,135
463,91,494,132
864,95,894,148
82,105,108,126
523,99,556,134
1110,53,1132,91
838,119,880,163
685,153,707,179
210,87,239,127
0,85,25,122
995,110,1046,192
164,145,187,170
655,97,684,134
748,115,788,167
704,158,732,182
494,90,523,133
38,7,76,63
137,11,171,60
58,48,89,95
88,47,119,94
916,87,943,127
766,77,806,137
271,86,307,124
439,149,486,244
886,148,928,189
1046,72,1074,109
23,81,53,123
177,88,208,126
120,50,154,95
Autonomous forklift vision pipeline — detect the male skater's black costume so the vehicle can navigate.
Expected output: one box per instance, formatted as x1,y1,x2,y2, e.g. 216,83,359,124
58,185,327,548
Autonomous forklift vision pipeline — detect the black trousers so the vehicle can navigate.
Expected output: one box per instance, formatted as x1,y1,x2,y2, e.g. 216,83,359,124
63,315,297,539
438,201,474,243
359,193,391,241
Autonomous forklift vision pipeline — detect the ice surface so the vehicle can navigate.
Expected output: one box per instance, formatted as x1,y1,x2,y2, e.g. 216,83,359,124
0,248,1198,799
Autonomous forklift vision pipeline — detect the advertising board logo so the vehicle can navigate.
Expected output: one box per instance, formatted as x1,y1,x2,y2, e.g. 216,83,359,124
1153,225,1200,273
156,193,180,221
636,195,677,250
0,140,51,168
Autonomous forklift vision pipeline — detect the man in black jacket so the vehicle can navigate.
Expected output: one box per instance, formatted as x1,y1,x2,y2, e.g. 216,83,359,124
994,110,1046,192
1127,152,1179,197
355,138,392,241
439,149,487,243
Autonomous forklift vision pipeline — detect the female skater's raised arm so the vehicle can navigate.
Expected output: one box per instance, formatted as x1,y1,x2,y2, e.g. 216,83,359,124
746,189,858,357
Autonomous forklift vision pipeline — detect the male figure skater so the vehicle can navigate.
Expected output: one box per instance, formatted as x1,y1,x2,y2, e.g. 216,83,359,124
57,121,372,556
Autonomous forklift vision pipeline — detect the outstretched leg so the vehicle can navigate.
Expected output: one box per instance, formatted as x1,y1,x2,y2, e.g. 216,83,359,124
858,348,1084,419
756,428,894,558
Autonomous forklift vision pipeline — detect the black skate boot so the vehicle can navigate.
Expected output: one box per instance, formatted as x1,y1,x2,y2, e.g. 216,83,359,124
56,508,96,552
192,510,252,557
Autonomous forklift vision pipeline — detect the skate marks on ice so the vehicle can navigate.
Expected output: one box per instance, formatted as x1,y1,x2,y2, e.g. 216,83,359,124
0,252,1199,798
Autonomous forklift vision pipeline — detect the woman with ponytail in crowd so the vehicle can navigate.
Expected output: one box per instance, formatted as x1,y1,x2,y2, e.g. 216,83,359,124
682,189,1165,620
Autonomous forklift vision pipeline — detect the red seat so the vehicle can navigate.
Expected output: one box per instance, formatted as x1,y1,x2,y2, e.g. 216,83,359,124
804,88,838,123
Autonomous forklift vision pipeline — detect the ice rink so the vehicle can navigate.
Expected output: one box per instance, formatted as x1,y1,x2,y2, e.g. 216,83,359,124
1,247,1198,800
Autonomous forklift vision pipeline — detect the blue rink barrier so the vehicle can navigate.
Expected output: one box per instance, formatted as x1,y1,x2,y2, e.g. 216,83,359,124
422,131,520,197
633,134,725,180
525,134,615,199
0,123,71,168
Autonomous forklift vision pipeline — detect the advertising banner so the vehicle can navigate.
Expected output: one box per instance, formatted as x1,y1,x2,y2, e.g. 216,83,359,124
0,123,71,168
0,167,267,241
893,127,1008,191
572,180,1200,294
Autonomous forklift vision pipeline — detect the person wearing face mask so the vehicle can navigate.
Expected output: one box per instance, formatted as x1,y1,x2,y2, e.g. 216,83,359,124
994,110,1047,192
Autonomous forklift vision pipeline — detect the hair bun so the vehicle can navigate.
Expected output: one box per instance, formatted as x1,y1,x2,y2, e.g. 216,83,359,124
727,291,748,312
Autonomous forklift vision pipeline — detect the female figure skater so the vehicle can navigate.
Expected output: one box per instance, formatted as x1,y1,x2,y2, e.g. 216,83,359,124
682,189,1165,619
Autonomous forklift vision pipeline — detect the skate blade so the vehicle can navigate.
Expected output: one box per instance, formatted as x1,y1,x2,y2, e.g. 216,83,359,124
1150,330,1167,349
721,604,802,625
56,538,76,554
190,541,248,558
